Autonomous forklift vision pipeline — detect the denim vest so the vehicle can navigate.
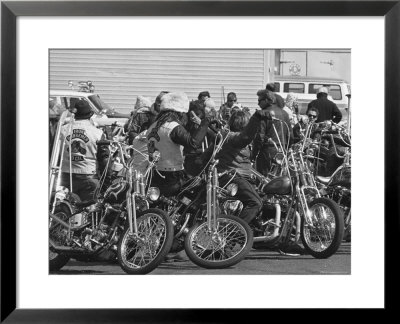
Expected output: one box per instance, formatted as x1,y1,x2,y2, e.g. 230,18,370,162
61,120,104,175
147,121,184,171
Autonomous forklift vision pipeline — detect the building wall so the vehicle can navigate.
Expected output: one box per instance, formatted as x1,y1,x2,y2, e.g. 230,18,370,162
279,49,351,83
49,49,274,114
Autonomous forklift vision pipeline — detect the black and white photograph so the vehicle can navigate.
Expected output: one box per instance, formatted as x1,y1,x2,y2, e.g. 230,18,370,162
48,48,352,275
3,3,394,318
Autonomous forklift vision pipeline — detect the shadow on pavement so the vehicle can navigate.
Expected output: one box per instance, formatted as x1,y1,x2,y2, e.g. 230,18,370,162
158,262,200,270
50,269,105,275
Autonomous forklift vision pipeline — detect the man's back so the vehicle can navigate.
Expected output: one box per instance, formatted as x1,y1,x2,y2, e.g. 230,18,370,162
308,97,342,123
256,105,291,146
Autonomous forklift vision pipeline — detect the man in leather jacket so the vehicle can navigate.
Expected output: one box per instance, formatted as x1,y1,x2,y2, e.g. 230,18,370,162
252,89,293,176
308,86,342,124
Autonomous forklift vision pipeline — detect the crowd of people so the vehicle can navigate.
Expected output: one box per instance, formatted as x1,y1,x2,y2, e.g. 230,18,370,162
56,83,343,259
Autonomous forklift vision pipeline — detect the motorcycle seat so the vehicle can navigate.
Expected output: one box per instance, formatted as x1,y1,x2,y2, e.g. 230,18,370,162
316,176,331,185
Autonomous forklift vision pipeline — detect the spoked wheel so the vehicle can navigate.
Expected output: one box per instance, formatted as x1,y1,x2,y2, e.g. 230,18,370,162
184,215,253,269
49,204,71,271
301,197,344,259
117,208,174,274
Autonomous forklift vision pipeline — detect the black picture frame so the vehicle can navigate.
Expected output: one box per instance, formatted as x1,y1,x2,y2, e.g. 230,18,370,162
1,0,398,322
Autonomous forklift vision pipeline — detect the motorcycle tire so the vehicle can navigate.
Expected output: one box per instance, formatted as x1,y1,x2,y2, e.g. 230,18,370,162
117,208,174,275
184,215,253,269
301,197,344,259
49,204,71,271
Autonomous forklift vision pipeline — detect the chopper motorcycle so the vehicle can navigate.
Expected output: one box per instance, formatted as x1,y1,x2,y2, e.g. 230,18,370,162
245,120,345,258
49,137,174,274
154,131,253,269
311,121,351,242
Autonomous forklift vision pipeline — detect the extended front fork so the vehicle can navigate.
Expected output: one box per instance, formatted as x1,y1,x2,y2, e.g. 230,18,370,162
206,168,219,233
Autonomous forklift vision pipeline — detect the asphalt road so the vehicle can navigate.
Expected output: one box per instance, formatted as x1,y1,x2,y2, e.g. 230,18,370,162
51,242,351,275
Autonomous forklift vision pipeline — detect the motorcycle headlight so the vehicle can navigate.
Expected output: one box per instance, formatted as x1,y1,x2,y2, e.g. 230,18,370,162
147,187,160,201
226,183,238,197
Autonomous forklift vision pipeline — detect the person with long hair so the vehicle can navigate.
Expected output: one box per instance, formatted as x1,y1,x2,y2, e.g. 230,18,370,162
213,108,272,224
146,92,209,196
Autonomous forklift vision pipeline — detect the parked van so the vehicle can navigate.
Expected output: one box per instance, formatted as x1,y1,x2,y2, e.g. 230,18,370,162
273,76,351,118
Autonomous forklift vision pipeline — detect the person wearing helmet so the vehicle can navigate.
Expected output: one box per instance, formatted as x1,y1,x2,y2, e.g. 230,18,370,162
146,92,209,196
308,86,342,123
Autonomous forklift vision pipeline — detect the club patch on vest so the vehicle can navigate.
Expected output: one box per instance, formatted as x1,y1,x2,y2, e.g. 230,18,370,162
66,129,89,161
66,129,90,143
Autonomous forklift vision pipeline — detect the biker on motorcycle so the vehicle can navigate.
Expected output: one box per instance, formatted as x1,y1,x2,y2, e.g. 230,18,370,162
209,107,273,224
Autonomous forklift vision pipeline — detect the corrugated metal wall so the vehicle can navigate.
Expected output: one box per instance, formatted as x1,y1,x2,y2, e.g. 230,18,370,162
49,49,270,114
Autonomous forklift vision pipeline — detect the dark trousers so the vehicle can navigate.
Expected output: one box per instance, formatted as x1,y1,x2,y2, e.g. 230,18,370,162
151,170,188,197
255,146,279,177
220,174,262,224
60,173,99,201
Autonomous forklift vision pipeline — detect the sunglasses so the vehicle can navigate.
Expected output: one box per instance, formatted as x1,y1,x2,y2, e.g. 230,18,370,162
308,114,317,119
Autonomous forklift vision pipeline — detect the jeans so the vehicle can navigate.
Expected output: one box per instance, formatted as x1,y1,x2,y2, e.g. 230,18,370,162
60,173,99,201
220,173,262,224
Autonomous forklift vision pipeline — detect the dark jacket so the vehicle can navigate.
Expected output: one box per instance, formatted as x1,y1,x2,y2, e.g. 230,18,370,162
171,118,209,152
252,105,293,159
215,112,264,177
308,97,342,124
274,93,285,109
125,111,156,144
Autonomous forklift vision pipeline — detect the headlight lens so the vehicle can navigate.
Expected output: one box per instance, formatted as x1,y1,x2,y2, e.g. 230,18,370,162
226,183,238,197
147,187,160,201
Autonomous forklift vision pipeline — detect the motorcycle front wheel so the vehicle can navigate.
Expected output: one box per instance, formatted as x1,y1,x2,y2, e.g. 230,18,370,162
301,197,344,259
117,208,174,275
184,215,253,269
49,204,71,271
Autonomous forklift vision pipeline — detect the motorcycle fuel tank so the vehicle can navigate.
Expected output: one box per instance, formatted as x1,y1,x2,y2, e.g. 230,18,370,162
103,178,128,204
263,176,292,195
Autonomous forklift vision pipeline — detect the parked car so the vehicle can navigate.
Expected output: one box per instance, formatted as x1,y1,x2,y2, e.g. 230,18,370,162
49,89,130,126
273,76,351,120
49,83,131,152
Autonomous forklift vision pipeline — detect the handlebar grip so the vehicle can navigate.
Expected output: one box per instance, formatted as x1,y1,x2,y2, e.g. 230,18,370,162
96,140,111,146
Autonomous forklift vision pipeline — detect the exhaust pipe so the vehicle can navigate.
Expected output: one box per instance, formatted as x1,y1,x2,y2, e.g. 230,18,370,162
253,203,281,242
